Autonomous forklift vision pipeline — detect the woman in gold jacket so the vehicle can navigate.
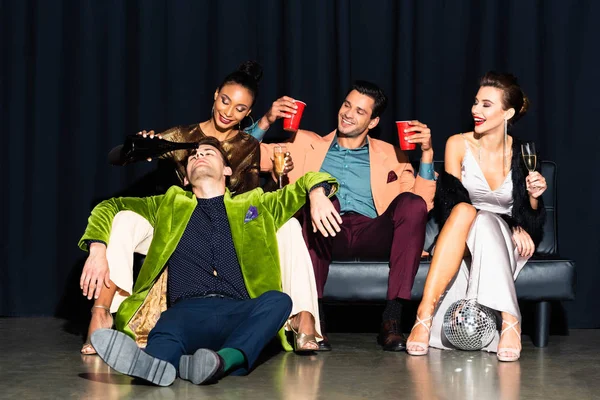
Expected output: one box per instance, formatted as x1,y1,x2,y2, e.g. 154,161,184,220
81,61,322,354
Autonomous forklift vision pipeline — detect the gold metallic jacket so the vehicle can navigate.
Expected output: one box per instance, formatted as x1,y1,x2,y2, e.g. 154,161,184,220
160,123,261,194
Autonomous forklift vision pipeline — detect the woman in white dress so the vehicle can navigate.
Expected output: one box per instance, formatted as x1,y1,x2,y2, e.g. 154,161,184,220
406,72,547,361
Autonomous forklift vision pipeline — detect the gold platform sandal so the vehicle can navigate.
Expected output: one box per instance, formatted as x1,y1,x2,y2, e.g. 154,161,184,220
81,305,113,355
286,313,319,353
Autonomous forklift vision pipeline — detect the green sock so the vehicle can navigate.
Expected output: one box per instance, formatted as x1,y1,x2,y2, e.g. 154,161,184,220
217,348,245,373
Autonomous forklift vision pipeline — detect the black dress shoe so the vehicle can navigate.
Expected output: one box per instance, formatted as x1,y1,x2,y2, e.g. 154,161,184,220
318,335,332,351
378,320,407,352
317,307,332,351
179,349,225,385
91,329,176,386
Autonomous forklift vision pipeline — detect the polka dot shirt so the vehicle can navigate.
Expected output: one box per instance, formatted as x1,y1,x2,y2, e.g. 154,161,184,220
167,195,250,305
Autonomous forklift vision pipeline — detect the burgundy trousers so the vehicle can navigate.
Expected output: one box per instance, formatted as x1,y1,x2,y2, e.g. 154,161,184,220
302,192,428,301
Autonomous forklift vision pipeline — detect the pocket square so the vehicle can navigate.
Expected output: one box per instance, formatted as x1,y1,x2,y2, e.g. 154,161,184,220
244,206,259,223
387,171,398,183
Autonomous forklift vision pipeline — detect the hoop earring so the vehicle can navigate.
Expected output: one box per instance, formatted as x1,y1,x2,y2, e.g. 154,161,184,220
247,113,255,127
239,114,255,132
211,105,215,118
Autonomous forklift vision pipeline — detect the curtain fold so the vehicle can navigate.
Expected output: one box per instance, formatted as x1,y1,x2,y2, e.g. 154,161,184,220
1,0,598,328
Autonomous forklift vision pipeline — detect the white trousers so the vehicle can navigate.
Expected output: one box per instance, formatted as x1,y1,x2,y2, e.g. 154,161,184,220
106,211,321,337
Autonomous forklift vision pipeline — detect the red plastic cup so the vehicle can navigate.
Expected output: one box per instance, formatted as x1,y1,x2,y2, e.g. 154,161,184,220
283,100,306,132
396,121,416,150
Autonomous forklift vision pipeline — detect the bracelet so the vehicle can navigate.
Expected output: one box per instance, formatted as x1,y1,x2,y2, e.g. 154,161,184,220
419,162,435,181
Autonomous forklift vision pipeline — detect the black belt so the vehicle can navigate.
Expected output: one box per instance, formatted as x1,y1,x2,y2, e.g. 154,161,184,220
200,293,233,299
176,292,237,304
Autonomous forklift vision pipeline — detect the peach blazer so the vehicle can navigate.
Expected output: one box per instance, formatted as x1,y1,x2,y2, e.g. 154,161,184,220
261,130,435,214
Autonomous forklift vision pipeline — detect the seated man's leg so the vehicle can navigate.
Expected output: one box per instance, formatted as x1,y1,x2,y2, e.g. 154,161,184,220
277,218,321,350
144,299,223,368
90,297,221,387
105,292,291,386
91,328,177,386
217,291,292,376
382,193,427,301
175,292,292,384
348,192,428,351
82,211,154,354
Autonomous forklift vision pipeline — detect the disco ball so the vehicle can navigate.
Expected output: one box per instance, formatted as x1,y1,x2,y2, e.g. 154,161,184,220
442,299,498,350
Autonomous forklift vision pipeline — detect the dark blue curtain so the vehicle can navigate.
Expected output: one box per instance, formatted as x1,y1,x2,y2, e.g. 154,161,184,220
1,0,598,328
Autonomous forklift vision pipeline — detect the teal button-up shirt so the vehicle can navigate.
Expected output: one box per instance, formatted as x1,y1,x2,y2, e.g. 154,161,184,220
320,136,377,218
245,120,267,141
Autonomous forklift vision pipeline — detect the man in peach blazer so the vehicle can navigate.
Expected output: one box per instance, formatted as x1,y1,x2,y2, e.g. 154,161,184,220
259,81,436,352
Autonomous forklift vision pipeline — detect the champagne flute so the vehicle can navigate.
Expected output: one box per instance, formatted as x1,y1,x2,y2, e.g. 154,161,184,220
273,145,287,189
521,141,538,191
521,142,537,172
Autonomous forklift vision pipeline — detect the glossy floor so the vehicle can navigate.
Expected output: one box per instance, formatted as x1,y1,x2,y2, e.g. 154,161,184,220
0,318,598,400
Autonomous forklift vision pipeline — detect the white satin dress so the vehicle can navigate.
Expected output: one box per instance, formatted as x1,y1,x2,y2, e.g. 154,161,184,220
429,136,529,352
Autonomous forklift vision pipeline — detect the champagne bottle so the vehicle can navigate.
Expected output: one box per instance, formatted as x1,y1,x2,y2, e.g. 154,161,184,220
108,135,198,166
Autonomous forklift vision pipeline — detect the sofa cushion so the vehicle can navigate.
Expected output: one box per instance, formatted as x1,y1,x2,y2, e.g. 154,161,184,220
323,258,575,302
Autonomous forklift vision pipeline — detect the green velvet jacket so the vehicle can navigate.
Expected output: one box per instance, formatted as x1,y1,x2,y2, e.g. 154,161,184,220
79,172,337,351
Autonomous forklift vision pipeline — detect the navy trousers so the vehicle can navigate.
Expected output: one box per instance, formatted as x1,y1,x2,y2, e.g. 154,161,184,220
144,290,292,375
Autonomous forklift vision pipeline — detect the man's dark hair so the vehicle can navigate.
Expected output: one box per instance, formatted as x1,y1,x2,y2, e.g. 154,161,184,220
182,136,231,170
346,80,388,119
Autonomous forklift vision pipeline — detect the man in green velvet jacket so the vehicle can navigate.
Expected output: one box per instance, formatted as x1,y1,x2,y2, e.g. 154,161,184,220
79,137,338,386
